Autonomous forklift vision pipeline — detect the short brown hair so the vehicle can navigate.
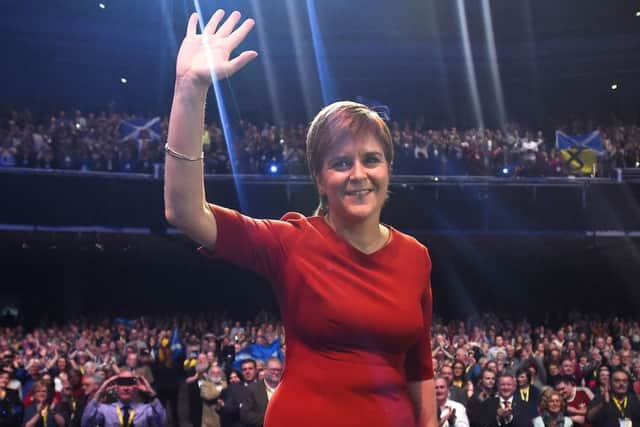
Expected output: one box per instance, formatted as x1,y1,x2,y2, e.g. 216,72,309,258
306,101,393,215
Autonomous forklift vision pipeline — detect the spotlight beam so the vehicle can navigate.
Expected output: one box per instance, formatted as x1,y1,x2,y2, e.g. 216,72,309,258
455,0,484,129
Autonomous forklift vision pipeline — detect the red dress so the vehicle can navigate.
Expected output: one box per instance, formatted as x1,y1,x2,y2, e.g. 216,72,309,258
199,205,434,427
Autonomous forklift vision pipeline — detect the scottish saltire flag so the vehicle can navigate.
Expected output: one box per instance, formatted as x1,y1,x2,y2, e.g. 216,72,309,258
170,327,184,361
555,130,604,154
355,96,391,121
233,339,283,368
119,116,162,141
556,130,603,175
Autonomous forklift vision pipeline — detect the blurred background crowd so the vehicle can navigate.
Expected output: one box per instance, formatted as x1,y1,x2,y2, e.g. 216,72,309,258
1,108,639,178
0,311,639,426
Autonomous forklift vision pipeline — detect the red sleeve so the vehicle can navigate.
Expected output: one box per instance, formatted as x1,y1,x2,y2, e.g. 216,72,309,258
404,246,434,382
197,204,300,284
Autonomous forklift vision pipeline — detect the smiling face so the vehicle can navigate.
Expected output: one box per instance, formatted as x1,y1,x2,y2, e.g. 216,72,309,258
316,135,390,225
306,101,393,218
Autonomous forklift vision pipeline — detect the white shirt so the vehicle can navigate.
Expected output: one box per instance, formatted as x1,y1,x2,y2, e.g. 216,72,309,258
439,399,470,427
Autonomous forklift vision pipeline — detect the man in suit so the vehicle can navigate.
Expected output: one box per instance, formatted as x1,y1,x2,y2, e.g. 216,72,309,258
240,358,283,427
467,368,496,427
485,373,530,427
220,359,259,427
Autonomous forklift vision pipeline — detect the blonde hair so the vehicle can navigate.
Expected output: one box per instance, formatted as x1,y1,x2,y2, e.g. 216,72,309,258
306,101,393,216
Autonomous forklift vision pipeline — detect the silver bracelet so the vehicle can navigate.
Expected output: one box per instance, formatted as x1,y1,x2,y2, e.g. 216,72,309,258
164,143,204,161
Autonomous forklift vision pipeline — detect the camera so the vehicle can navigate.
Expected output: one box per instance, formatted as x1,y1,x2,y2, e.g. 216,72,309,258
116,377,137,386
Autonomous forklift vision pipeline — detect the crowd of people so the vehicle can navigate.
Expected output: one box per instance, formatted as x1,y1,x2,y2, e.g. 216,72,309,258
0,311,639,427
1,108,639,178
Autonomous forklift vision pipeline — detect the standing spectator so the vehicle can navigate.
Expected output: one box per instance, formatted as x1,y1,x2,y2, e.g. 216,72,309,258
485,373,530,427
587,369,640,427
81,371,166,427
22,380,64,427
467,368,496,427
200,364,226,427
0,368,23,427
513,367,541,423
240,358,283,427
221,359,258,427
441,365,468,405
555,375,591,427
435,376,470,427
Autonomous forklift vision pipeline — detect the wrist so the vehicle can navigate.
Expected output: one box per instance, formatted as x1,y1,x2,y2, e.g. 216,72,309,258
174,76,209,98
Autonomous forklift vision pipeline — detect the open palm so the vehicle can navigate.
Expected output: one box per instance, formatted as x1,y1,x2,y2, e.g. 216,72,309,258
176,10,257,87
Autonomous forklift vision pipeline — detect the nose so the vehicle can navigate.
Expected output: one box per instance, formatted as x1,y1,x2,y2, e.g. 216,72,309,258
349,159,367,182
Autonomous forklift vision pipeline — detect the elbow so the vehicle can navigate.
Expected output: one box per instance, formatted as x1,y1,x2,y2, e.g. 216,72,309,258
164,208,179,227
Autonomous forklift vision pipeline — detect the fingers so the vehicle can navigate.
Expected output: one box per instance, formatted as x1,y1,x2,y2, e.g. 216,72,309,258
216,11,241,37
228,18,255,50
227,50,258,75
204,9,225,34
186,13,198,37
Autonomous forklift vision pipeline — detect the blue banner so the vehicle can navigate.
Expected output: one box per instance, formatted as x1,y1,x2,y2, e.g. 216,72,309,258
233,339,283,368
555,130,604,154
170,327,184,361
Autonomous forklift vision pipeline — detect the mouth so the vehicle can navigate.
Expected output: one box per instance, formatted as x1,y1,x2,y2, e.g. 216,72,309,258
344,189,373,197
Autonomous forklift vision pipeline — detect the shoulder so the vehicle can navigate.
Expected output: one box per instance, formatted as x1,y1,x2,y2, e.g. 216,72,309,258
389,227,432,260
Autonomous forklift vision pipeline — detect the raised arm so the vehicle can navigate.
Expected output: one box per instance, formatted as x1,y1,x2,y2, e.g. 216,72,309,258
164,10,257,248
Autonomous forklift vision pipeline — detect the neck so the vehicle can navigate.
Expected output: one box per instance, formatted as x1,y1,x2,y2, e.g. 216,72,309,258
614,393,627,401
437,398,447,408
325,214,387,254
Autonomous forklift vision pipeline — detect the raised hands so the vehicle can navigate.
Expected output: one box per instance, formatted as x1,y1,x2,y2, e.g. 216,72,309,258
176,10,258,88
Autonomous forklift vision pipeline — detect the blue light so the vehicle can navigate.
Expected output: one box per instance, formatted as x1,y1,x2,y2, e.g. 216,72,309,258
502,167,509,175
269,164,279,174
98,3,106,9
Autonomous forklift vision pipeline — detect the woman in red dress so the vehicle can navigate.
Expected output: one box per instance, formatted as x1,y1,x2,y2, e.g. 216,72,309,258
163,9,437,427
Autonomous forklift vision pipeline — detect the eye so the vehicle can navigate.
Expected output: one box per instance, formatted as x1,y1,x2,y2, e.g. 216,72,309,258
330,158,352,171
364,154,383,165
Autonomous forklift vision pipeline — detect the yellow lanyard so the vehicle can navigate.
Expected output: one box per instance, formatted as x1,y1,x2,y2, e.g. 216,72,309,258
40,407,48,426
520,387,529,402
72,399,76,412
116,405,135,427
612,396,628,418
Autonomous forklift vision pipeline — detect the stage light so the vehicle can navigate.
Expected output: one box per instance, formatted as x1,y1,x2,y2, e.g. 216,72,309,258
502,167,509,175
610,84,618,90
636,11,640,17
98,3,106,9
636,161,640,168
269,164,279,174
434,177,439,182
120,77,128,84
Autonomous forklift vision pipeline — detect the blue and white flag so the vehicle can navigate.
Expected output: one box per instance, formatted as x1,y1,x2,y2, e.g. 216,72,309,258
355,96,391,121
170,327,184,361
119,117,162,141
555,130,604,154
233,339,283,368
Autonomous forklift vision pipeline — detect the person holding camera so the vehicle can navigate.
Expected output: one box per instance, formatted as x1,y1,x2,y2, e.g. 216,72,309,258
80,371,166,427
